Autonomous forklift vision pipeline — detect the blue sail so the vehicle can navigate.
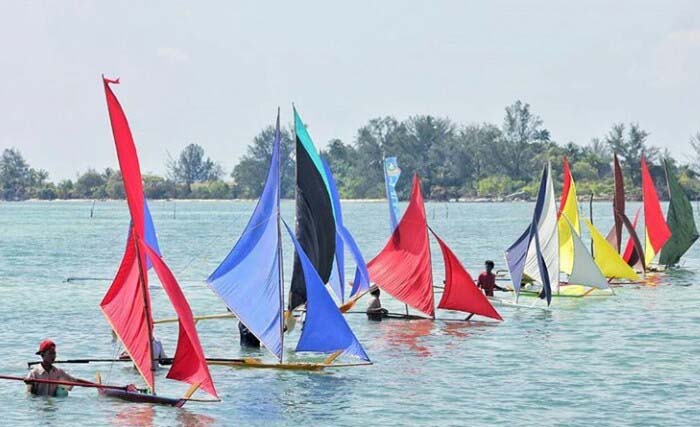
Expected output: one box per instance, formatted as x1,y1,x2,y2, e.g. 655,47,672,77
206,112,284,360
505,227,530,297
321,159,371,300
143,199,161,269
383,157,402,233
504,164,553,305
282,220,370,361
321,159,346,302
344,226,370,298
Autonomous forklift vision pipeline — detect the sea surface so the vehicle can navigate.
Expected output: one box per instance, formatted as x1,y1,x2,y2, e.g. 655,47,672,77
0,200,698,426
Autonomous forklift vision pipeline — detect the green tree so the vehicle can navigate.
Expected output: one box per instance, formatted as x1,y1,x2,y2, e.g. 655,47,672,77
168,144,223,193
104,170,125,199
689,132,700,174
74,169,107,198
605,123,658,186
56,179,75,199
495,100,551,181
143,175,178,199
231,126,294,198
0,148,42,200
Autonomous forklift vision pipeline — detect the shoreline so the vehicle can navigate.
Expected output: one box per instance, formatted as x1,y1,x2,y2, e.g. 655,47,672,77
1,196,646,203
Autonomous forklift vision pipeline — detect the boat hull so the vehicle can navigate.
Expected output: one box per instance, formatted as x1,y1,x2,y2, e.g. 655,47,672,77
207,358,371,371
99,388,185,407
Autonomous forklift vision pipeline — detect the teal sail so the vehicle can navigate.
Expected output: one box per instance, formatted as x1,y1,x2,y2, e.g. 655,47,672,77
283,220,370,362
289,107,336,309
207,111,284,361
659,159,699,266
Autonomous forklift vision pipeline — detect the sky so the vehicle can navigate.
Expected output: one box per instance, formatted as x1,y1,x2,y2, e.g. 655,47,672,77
1,0,699,180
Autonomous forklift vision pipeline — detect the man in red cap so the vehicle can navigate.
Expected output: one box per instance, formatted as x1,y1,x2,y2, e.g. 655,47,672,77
25,339,90,396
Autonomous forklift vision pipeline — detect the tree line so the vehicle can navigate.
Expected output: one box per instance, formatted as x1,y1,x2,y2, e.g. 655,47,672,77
2,100,700,201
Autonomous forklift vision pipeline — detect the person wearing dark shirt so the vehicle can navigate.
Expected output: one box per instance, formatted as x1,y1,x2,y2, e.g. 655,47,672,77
477,260,505,297
238,321,261,348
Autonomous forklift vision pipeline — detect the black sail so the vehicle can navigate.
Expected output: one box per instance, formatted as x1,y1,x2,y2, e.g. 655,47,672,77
289,108,336,309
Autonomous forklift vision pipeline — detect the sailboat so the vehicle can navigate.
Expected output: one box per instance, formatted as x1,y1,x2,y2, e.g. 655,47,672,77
548,158,612,297
658,159,699,266
504,162,558,306
99,77,218,406
621,157,671,271
367,174,502,321
207,110,370,370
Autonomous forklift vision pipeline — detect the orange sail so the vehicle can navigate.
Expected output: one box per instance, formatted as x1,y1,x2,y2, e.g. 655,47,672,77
100,77,217,398
367,174,434,317
641,157,671,265
430,229,501,320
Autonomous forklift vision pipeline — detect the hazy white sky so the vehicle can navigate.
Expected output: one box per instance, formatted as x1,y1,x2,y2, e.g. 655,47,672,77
1,1,699,180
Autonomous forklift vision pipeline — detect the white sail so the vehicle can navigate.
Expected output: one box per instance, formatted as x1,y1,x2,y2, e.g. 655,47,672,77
566,219,610,289
524,162,560,293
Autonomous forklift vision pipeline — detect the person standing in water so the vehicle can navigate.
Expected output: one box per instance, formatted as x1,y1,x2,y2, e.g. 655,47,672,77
26,340,91,396
477,260,505,297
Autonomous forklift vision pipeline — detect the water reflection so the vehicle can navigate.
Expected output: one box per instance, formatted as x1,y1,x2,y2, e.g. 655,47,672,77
379,319,434,357
229,368,357,425
112,405,154,426
176,409,217,427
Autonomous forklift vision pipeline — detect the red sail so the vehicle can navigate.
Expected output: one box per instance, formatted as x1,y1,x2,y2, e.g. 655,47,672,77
101,77,216,397
430,229,501,321
641,157,671,258
622,208,643,270
610,154,625,252
101,78,153,390
100,230,154,391
103,78,145,238
367,174,434,317
144,244,218,398
557,157,572,218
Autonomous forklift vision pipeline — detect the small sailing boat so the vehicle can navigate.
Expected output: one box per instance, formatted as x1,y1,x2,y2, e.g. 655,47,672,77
207,110,370,370
99,77,217,406
367,174,502,321
504,162,559,306
658,159,699,266
551,158,612,297
621,157,671,271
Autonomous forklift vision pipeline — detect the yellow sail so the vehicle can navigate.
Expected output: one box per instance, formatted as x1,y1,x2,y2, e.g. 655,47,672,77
584,219,640,280
644,233,655,267
558,159,580,274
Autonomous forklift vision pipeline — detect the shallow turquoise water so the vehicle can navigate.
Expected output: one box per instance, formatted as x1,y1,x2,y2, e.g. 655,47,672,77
0,200,698,426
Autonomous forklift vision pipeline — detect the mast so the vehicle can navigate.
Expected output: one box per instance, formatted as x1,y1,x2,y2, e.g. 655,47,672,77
276,107,285,364
132,230,155,392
